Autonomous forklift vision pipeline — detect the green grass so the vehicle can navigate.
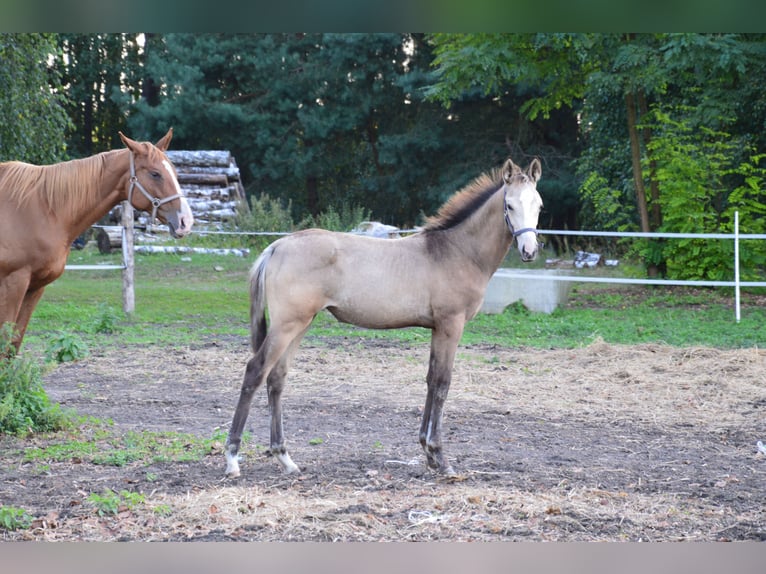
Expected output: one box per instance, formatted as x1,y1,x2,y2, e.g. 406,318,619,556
21,427,231,469
21,243,766,355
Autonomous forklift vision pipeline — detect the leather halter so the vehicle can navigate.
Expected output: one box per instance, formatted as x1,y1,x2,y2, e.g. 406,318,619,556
126,152,182,224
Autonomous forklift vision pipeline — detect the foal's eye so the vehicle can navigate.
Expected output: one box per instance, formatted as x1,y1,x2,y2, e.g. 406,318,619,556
149,171,161,179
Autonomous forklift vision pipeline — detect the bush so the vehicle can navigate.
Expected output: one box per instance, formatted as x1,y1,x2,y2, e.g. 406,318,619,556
312,202,371,232
0,325,69,435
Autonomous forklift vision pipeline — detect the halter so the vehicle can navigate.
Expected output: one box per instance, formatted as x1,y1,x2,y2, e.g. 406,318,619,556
126,152,182,225
503,188,538,240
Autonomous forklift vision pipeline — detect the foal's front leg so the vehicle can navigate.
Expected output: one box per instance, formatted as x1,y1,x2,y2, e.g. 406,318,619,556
419,322,463,476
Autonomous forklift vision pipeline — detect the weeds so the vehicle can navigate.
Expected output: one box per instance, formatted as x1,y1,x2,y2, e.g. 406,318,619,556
45,332,89,363
0,506,33,531
93,304,122,335
87,489,145,516
0,324,70,435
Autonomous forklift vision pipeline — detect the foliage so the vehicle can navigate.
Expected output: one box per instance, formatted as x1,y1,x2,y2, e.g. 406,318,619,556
121,33,580,229
0,325,70,435
0,33,71,163
234,193,296,233
0,506,33,531
53,34,143,156
427,33,595,121
311,202,371,232
642,107,766,280
45,332,89,363
428,33,766,275
578,171,634,232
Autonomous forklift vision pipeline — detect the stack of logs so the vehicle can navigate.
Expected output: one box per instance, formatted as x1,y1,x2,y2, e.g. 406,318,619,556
97,150,247,253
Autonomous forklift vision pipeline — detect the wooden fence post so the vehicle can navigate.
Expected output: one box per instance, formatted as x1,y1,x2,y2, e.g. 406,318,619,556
121,201,135,314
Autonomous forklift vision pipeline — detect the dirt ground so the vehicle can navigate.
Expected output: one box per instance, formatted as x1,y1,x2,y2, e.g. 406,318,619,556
2,334,765,541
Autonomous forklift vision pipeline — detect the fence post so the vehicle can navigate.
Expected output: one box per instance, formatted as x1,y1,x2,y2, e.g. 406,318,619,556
121,201,135,314
735,211,740,324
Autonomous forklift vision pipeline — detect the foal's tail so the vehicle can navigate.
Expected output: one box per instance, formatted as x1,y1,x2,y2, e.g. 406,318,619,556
248,244,274,353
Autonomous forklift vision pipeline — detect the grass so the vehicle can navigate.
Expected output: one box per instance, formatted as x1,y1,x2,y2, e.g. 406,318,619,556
21,243,766,357
20,426,231,471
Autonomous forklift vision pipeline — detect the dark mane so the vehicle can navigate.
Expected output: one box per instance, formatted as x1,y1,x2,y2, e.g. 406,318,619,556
422,168,503,232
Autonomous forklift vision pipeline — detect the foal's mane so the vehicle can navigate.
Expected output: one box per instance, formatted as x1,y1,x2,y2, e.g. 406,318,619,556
2,149,125,219
422,168,504,232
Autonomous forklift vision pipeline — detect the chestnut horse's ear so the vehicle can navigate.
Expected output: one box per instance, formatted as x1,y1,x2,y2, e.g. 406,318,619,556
155,127,174,151
528,158,542,183
119,131,140,153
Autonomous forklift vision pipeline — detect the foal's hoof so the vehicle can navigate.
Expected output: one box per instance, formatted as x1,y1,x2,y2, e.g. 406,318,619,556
225,451,241,478
442,465,457,477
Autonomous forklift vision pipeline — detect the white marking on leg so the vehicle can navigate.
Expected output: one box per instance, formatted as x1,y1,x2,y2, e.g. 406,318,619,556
276,452,300,474
225,449,241,478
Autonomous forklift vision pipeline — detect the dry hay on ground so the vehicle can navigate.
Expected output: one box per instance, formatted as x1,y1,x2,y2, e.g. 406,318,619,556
1,338,764,541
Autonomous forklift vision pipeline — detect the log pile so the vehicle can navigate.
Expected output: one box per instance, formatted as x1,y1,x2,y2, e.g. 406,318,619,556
165,150,246,226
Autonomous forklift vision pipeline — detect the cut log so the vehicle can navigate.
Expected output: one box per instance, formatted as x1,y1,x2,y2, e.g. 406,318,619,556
96,226,122,253
177,173,230,186
165,150,232,167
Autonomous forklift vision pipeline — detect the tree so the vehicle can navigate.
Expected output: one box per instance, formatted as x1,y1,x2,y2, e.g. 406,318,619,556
124,33,581,229
53,34,144,157
427,33,766,278
0,33,71,163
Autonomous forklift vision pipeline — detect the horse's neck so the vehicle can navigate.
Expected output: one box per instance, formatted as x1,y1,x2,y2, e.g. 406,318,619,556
450,190,512,276
63,150,129,242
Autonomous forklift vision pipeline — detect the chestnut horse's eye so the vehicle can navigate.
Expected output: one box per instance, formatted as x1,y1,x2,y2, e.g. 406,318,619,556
150,171,161,179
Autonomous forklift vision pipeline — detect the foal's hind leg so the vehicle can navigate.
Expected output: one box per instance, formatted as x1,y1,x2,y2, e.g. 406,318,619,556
225,321,310,478
266,326,309,474
225,353,268,477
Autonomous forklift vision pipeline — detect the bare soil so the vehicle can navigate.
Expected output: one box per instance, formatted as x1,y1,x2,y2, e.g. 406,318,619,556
2,335,765,541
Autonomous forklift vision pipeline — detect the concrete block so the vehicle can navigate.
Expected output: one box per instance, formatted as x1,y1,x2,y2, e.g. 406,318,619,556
481,268,572,314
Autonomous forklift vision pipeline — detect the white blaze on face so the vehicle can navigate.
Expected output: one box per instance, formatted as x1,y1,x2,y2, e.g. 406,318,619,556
162,159,183,195
507,183,542,258
162,159,194,235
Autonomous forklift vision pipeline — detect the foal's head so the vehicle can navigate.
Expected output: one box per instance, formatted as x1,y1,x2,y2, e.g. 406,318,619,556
501,158,543,262
118,129,194,238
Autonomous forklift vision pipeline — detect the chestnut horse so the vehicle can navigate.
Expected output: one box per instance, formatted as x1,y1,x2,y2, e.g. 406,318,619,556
225,157,543,478
0,129,194,352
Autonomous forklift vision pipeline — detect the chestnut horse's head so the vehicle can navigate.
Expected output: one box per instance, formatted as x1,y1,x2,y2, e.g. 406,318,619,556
119,129,194,238
501,158,543,262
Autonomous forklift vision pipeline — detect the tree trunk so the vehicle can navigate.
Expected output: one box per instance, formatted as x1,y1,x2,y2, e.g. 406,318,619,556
637,89,662,229
626,90,660,277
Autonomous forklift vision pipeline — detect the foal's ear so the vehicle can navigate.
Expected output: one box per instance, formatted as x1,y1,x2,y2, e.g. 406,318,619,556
527,158,542,182
155,127,174,152
502,158,522,184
